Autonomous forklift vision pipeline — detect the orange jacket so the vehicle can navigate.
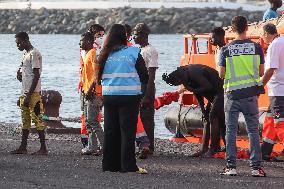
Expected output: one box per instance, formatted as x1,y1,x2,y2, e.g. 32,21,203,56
81,49,102,96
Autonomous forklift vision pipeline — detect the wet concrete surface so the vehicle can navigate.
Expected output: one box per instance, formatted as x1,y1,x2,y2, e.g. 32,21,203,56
0,123,283,189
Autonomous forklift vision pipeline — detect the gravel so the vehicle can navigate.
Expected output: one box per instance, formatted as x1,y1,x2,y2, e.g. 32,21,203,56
0,123,283,189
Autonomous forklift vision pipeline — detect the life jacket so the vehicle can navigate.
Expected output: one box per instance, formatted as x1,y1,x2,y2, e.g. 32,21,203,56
101,46,141,96
77,49,86,92
80,113,88,138
136,113,147,138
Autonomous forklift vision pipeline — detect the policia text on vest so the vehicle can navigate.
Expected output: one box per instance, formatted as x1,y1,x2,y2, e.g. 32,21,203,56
220,40,265,100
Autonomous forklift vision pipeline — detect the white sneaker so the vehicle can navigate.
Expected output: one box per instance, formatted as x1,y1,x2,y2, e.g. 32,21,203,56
220,166,238,176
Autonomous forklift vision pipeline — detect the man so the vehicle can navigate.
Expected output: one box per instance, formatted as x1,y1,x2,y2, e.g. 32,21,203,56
133,23,158,156
11,31,47,155
263,0,282,21
260,23,284,162
210,27,226,69
78,24,105,150
80,32,104,155
124,23,149,159
88,24,105,51
219,16,265,177
163,64,225,157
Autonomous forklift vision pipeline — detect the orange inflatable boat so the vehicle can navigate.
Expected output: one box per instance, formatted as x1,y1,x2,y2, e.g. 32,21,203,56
165,15,284,152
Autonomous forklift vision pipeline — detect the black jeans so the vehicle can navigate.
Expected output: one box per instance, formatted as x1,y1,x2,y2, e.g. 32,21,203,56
102,96,140,172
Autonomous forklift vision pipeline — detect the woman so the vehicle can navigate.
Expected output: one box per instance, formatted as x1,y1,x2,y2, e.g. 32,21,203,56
97,24,150,173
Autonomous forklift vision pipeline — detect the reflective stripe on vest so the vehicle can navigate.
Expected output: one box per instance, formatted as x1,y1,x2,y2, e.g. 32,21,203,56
224,55,261,92
103,85,141,91
263,138,275,144
102,46,142,95
103,73,139,78
274,118,284,123
136,131,147,138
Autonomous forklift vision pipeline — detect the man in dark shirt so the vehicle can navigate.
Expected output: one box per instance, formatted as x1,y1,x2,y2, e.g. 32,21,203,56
163,64,225,157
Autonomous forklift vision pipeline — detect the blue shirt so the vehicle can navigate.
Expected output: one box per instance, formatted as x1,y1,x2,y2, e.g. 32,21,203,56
263,8,279,21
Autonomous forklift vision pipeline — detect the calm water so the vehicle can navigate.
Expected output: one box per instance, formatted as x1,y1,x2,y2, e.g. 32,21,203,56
0,34,184,138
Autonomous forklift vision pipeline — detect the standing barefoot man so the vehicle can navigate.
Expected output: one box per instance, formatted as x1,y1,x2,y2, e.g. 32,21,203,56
11,32,47,155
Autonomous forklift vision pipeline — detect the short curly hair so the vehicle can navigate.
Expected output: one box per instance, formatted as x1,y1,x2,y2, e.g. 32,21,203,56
81,32,94,44
133,23,151,35
211,27,225,37
88,24,105,35
15,31,29,41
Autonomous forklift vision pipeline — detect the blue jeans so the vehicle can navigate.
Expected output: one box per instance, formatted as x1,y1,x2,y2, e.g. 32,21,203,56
224,96,261,169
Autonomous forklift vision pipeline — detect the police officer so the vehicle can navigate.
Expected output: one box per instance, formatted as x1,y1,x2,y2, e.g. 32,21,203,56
219,16,266,177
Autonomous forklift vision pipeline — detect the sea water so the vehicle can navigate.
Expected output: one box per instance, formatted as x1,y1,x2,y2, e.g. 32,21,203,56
0,34,188,138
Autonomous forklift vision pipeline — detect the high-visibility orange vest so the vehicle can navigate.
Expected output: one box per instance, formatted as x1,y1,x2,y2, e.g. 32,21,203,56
79,49,88,138
78,49,85,92
136,113,147,138
81,111,103,138
81,113,88,138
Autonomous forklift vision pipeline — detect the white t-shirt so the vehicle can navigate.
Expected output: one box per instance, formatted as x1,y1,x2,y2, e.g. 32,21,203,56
140,45,159,69
265,36,284,96
214,47,221,69
21,48,42,95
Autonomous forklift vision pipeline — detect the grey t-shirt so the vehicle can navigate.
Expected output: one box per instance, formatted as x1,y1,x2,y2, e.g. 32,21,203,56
21,48,42,95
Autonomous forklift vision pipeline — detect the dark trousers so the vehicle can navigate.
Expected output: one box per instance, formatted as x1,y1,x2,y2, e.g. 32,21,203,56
140,107,155,151
209,93,226,147
102,96,140,172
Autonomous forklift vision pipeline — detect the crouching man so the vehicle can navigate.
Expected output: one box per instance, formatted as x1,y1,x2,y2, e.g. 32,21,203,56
163,64,225,157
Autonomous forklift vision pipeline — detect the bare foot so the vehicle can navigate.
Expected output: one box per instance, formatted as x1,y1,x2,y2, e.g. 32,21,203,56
31,149,48,155
189,149,208,157
202,148,217,158
10,148,27,154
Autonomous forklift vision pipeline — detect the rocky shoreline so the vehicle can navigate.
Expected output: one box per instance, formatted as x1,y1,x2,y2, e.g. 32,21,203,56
1,7,264,34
